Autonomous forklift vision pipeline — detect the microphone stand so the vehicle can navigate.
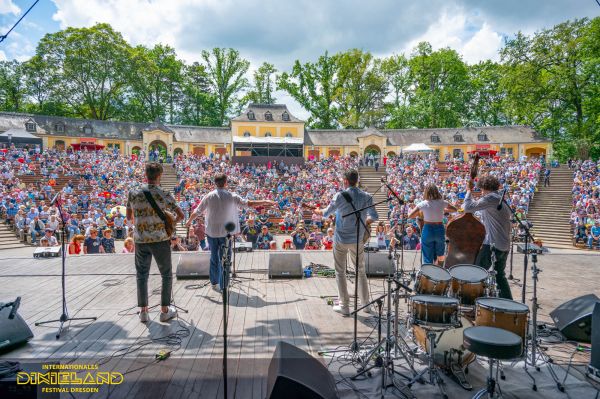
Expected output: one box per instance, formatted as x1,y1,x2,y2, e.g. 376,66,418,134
221,228,234,399
318,196,393,356
35,195,97,339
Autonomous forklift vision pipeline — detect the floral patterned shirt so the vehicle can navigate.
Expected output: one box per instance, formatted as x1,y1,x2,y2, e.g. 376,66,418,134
127,184,178,244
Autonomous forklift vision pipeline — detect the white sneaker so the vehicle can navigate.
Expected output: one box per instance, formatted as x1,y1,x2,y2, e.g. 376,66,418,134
211,284,222,293
139,311,149,323
333,304,350,316
159,306,177,322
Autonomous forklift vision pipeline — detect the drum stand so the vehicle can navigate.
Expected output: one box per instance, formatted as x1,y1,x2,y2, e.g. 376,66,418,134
407,328,449,399
352,277,417,391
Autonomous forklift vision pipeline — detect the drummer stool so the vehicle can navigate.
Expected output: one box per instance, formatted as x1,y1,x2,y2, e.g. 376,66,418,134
463,326,522,399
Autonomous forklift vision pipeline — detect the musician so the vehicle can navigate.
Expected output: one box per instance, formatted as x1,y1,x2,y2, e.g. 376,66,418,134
126,162,184,323
186,173,275,293
464,175,513,300
312,169,378,316
407,184,457,265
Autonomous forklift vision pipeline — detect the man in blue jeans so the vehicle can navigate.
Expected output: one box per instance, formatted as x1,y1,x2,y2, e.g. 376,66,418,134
588,221,600,249
186,173,274,292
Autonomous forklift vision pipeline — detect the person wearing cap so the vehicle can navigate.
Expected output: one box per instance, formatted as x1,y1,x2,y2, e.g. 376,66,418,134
256,225,274,250
42,228,59,247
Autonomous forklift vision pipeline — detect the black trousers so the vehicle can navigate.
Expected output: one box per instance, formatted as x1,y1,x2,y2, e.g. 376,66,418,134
476,244,513,300
135,240,172,307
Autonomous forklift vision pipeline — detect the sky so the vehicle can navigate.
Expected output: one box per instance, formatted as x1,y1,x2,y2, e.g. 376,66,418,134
0,0,599,120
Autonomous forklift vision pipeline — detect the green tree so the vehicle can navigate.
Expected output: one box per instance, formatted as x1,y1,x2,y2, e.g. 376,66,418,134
277,52,340,129
179,62,220,126
245,62,277,105
201,48,249,126
0,60,26,112
381,54,412,128
408,42,471,128
125,44,184,123
335,49,388,128
467,61,509,126
34,23,131,120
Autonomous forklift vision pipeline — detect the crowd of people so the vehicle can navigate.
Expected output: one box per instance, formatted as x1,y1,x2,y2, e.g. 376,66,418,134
0,144,554,255
570,159,600,249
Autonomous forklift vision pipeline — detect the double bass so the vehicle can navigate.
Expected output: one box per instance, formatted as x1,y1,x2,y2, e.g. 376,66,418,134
443,155,486,268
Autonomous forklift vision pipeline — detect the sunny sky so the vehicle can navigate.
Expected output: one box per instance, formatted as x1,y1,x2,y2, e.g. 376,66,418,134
0,0,599,119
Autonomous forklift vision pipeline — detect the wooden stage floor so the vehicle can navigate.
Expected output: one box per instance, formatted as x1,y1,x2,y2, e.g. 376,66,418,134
0,249,599,398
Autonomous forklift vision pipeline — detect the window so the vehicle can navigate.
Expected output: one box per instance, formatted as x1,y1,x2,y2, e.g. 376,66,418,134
500,147,513,156
285,132,293,138
453,149,463,159
477,132,488,141
25,122,36,132
264,111,273,121
83,125,93,135
264,132,272,137
430,133,441,143
282,111,290,121
454,133,464,142
55,124,64,133
243,131,251,137
247,110,255,120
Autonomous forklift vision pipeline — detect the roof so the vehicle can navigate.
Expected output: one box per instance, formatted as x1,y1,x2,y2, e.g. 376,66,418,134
232,104,303,123
0,128,40,139
305,126,550,146
170,126,230,144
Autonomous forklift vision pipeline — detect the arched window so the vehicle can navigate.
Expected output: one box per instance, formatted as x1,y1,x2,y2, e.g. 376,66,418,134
282,111,290,121
264,111,273,121
430,133,441,143
477,132,488,141
247,110,255,120
243,131,251,137
265,132,272,137
54,123,65,133
454,133,464,142
285,132,293,138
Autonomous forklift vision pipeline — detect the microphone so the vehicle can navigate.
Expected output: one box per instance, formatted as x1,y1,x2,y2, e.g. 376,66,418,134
497,188,507,211
224,222,236,233
8,296,21,319
50,193,60,206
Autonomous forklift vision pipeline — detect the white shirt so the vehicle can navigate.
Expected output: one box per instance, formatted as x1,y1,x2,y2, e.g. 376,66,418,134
193,189,248,238
416,199,450,223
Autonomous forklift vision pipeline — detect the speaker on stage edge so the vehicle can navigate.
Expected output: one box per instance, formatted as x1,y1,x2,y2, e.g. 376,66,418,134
0,302,33,354
550,293,600,343
268,253,303,279
267,341,338,399
176,252,211,279
365,252,394,277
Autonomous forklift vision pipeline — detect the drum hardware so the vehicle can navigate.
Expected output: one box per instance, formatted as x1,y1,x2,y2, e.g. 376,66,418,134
406,328,449,399
485,270,498,298
351,277,417,395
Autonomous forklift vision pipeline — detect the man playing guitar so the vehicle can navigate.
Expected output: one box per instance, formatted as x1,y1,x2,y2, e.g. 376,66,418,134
312,169,378,316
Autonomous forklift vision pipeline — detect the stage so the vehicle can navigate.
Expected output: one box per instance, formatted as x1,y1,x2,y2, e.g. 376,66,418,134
0,248,599,398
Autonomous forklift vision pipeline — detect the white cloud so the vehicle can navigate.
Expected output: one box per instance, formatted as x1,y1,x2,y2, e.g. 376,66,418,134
0,49,6,61
0,0,20,15
403,7,503,64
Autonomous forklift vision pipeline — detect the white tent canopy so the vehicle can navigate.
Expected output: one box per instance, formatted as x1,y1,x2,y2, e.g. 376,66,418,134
403,143,433,152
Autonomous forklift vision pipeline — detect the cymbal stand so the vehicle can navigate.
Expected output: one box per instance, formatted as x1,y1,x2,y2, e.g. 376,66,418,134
406,328,448,399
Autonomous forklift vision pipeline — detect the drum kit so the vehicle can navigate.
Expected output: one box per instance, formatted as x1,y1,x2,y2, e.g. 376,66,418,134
404,263,531,396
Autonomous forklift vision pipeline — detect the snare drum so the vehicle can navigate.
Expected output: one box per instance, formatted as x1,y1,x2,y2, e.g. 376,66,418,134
449,264,489,305
475,297,529,341
413,316,476,368
415,264,451,295
410,295,459,326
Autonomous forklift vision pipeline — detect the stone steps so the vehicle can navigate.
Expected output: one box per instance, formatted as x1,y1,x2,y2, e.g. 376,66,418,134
0,222,26,250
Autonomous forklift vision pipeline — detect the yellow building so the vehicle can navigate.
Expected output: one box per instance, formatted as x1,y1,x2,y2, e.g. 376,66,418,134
0,105,552,161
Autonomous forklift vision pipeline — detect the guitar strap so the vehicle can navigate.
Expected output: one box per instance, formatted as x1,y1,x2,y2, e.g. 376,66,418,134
142,188,169,226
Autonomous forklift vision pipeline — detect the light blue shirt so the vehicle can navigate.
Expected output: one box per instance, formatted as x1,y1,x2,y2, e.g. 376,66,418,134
323,187,378,245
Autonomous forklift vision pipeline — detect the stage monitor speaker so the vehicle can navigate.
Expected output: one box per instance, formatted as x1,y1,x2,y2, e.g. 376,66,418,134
0,362,60,398
176,252,210,279
550,293,600,343
0,303,33,353
365,252,394,277
588,302,600,382
268,253,303,279
267,341,338,399
33,246,62,258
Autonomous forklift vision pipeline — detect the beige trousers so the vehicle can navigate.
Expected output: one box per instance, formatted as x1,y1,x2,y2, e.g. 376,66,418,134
333,241,370,308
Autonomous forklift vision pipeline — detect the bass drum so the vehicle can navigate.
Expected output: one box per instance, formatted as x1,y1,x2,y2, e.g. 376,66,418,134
413,317,476,368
